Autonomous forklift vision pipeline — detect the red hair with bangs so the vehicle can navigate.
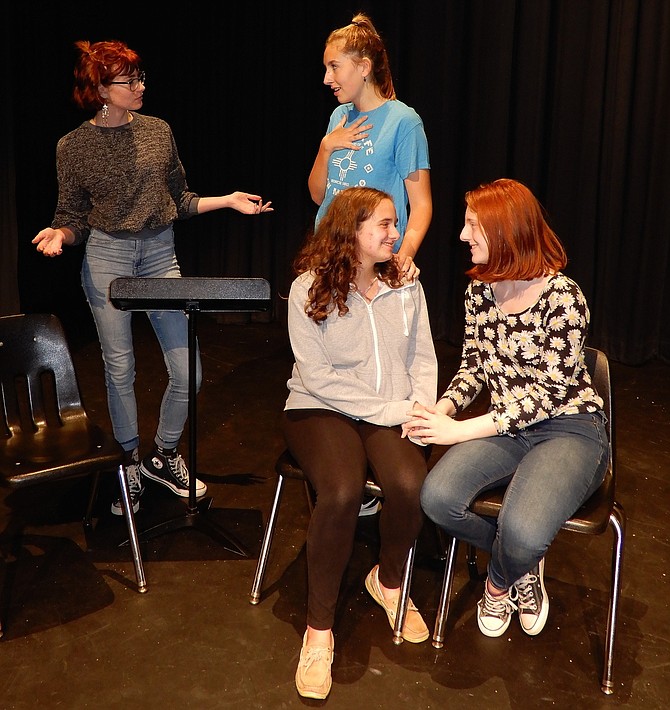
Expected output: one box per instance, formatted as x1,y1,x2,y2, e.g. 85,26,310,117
465,179,567,282
72,40,141,112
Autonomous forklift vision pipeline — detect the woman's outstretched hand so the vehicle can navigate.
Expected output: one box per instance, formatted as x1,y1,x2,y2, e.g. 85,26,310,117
229,192,274,214
32,227,67,257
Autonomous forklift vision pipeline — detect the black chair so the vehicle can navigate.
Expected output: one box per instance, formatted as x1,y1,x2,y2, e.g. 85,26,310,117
431,347,625,695
0,313,147,637
250,449,419,645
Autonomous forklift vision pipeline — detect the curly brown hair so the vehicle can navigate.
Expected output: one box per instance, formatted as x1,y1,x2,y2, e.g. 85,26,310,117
294,187,403,324
72,39,141,112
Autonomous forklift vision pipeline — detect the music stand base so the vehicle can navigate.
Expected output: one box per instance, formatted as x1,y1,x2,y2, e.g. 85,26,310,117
120,497,249,557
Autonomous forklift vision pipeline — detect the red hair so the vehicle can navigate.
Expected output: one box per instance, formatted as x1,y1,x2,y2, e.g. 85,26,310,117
72,40,141,112
294,187,402,323
465,179,567,282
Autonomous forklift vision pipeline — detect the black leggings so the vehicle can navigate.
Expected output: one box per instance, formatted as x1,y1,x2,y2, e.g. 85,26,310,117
282,409,428,630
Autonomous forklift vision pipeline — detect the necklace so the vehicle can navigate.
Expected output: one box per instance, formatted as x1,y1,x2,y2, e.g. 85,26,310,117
356,274,378,299
363,278,377,295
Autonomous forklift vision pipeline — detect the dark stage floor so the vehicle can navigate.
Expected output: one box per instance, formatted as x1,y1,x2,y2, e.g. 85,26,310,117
1,314,668,709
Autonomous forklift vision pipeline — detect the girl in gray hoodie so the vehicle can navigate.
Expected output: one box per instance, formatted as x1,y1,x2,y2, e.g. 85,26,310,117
283,186,437,700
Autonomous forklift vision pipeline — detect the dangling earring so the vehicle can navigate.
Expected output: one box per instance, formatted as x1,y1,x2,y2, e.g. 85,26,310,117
101,102,109,127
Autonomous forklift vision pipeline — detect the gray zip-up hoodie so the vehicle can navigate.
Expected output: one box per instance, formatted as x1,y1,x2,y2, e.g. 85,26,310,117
285,271,438,427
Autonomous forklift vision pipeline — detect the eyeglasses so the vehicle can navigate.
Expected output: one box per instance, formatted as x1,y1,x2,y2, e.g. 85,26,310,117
109,71,146,92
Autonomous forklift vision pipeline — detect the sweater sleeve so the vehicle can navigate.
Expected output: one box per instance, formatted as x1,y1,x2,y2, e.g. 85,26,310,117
165,126,199,218
439,284,486,412
52,135,93,245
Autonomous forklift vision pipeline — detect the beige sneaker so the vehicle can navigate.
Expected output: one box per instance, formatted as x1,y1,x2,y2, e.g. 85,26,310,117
365,564,429,643
295,631,334,699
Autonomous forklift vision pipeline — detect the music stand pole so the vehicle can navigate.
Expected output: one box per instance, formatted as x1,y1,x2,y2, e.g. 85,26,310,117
186,303,199,514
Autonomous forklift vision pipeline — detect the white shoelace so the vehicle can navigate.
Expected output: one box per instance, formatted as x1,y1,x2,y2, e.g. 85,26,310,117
167,454,189,485
481,587,518,619
126,464,143,496
516,571,540,613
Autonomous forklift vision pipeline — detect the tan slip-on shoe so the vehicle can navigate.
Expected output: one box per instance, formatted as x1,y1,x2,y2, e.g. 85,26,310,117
295,630,334,699
365,564,429,643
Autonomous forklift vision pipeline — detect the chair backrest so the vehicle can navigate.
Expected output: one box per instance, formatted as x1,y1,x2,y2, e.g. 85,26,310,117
0,313,116,484
0,313,84,439
584,346,612,446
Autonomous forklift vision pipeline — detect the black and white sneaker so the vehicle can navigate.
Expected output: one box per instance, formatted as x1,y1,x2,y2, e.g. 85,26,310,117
111,460,145,516
139,449,207,498
515,558,549,636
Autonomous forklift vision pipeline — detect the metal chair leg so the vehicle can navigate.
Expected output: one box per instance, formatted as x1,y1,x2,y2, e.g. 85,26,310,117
432,535,459,648
83,471,101,531
392,540,417,645
249,475,286,604
117,465,147,594
601,503,626,694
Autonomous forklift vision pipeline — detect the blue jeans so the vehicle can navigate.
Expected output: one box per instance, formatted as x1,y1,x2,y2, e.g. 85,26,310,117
420,412,609,589
81,227,202,453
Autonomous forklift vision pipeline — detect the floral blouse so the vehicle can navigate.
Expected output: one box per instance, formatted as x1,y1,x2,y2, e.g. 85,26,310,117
441,273,604,435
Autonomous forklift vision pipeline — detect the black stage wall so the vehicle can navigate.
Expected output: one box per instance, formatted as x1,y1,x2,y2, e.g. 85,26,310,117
3,1,669,365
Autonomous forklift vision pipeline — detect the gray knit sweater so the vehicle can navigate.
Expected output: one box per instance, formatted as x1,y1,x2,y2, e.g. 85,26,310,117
51,113,199,244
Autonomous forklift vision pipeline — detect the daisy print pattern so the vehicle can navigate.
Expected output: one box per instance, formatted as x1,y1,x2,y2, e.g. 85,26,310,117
442,273,603,435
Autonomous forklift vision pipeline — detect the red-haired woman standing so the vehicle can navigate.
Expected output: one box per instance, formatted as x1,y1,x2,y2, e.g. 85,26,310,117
33,40,272,516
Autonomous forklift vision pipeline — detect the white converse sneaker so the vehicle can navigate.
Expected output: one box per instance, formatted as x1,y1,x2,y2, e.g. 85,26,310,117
358,495,382,516
477,584,518,637
515,558,549,636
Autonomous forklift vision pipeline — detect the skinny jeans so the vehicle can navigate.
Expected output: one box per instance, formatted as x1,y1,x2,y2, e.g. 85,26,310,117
420,412,608,590
282,409,428,630
81,227,202,453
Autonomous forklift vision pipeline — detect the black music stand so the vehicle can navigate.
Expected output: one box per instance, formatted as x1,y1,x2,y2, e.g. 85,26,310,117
110,277,271,556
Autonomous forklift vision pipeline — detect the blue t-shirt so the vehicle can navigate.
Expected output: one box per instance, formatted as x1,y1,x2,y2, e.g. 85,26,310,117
315,99,430,252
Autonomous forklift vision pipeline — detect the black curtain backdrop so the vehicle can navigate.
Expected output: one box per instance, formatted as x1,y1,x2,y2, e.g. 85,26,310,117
3,1,669,365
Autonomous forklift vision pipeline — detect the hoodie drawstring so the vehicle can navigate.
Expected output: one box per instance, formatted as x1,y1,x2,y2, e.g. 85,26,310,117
401,290,409,336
